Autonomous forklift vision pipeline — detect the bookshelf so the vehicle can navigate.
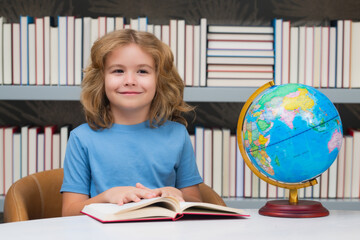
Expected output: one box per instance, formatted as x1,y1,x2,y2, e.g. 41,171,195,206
1,85,360,103
1,0,360,214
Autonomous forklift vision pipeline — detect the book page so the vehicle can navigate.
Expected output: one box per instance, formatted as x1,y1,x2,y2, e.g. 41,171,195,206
179,202,246,215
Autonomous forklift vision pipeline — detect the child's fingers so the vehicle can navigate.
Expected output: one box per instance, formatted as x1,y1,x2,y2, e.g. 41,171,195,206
136,182,148,189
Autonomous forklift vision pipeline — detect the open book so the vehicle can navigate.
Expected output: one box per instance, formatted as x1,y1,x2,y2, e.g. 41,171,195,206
81,197,249,223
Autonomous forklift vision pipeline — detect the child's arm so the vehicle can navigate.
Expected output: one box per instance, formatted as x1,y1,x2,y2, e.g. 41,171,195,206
62,186,158,216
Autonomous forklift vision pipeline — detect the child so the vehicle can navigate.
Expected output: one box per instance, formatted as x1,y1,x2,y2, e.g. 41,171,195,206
60,29,203,216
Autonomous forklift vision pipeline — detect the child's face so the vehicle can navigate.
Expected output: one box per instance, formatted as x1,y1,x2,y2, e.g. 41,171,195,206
104,43,156,123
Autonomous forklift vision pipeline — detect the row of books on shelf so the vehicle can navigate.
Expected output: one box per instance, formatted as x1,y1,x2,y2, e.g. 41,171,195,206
1,124,359,199
273,19,360,89
0,16,359,88
0,125,69,195
191,127,360,199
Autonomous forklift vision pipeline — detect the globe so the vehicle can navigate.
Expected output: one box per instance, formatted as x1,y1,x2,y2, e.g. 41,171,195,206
238,81,343,184
237,81,343,218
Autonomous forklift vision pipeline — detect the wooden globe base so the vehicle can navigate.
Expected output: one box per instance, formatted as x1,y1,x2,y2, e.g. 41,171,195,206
259,200,329,218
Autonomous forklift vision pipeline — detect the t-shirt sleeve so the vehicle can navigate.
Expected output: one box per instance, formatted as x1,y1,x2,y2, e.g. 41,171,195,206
60,131,91,195
175,128,203,189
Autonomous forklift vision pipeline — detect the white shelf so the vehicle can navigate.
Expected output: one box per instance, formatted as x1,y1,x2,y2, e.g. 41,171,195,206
1,85,360,103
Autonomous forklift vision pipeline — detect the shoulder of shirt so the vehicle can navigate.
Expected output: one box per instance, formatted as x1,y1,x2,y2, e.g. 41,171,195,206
161,120,187,130
70,123,99,137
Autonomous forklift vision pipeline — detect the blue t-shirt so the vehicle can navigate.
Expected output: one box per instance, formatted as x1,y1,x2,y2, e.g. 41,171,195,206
61,120,203,197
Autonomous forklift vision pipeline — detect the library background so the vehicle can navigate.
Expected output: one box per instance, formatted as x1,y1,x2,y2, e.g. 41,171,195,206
1,0,360,222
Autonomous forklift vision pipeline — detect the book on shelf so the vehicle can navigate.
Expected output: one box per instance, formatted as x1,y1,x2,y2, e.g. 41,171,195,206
320,167,329,199
273,18,282,85
199,18,207,87
0,127,4,194
328,27,337,88
222,129,231,197
333,20,344,88
177,20,185,81
58,16,67,85
207,79,273,87
207,49,274,57
328,156,338,198
320,27,330,88
349,129,360,198
44,125,57,171
207,71,273,79
212,128,223,196
343,135,353,198
12,23,21,85
207,56,274,65
50,25,58,85
312,26,321,88
336,136,346,198
350,21,360,88
207,40,273,50
4,127,18,193
194,127,204,178
98,16,106,38
20,15,34,85
28,23,35,85
21,126,29,178
74,18,83,85
207,64,273,72
82,17,91,71
207,33,273,41
60,125,70,167
67,16,75,86
3,23,12,85
115,16,124,30
43,16,53,85
161,25,169,46
81,197,248,223
289,26,299,84
52,133,61,169
0,17,4,84
185,24,194,86
37,133,45,172
106,17,115,33
169,19,177,67
28,126,41,175
35,17,44,85
203,129,213,188
342,20,351,88
281,20,290,85
230,136,238,197
13,133,21,184
304,26,314,87
193,25,201,87
297,26,306,85
208,25,273,34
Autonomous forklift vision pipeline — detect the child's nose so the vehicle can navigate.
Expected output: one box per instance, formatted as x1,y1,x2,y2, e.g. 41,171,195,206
124,73,137,86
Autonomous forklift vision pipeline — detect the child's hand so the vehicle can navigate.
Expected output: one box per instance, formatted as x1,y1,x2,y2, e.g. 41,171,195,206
136,183,185,202
104,186,158,205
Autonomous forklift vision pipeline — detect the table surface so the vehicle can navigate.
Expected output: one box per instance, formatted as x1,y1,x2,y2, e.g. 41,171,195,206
1,209,359,240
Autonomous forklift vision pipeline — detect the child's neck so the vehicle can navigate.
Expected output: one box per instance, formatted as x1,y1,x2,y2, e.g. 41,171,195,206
112,110,150,126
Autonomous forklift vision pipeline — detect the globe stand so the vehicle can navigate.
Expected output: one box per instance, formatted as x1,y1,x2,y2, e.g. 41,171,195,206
258,189,329,218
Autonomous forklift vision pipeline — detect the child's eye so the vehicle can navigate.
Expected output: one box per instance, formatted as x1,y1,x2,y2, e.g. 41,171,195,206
113,69,124,74
138,69,148,74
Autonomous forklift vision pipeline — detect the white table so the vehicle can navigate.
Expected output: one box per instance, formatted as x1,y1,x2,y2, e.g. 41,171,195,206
0,209,359,240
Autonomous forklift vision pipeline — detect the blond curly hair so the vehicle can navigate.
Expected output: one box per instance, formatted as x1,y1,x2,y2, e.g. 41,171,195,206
81,29,193,130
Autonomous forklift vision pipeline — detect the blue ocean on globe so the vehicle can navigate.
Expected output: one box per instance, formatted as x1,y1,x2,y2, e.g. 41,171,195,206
242,83,343,183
